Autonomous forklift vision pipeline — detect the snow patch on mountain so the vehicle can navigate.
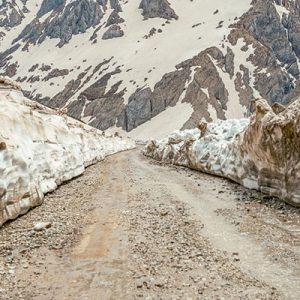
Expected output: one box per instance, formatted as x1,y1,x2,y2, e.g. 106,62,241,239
128,102,193,141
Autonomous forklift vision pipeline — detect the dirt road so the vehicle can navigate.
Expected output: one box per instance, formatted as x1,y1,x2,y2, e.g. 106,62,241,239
0,149,300,299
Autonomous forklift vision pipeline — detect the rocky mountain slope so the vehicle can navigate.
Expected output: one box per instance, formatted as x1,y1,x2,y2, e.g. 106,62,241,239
0,77,135,226
1,0,300,138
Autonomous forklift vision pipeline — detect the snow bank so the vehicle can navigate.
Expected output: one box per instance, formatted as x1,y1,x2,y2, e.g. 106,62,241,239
0,89,135,226
144,99,300,207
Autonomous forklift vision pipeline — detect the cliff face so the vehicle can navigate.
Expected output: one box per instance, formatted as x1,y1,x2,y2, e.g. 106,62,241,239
0,0,26,29
229,0,300,105
14,0,109,47
1,0,300,137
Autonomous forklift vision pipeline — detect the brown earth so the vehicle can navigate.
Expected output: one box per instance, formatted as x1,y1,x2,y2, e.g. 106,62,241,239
0,149,299,299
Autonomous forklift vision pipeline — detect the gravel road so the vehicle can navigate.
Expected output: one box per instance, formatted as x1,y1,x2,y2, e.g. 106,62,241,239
0,149,299,299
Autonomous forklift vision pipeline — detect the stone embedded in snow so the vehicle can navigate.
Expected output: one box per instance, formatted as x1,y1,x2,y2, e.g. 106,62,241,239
0,82,135,226
197,120,208,137
143,98,300,207
102,25,124,40
139,0,178,20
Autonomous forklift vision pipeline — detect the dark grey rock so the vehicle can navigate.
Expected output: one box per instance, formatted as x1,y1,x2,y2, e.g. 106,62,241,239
37,0,64,18
120,88,152,131
286,14,300,59
106,10,124,27
139,0,178,20
0,43,21,68
2,0,300,135
110,0,122,12
118,67,189,132
14,0,107,47
225,47,235,78
43,68,69,81
229,0,300,105
0,0,25,29
102,24,124,40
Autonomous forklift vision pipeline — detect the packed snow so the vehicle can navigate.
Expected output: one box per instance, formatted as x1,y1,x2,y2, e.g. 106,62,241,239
144,98,300,206
143,118,249,175
0,88,135,226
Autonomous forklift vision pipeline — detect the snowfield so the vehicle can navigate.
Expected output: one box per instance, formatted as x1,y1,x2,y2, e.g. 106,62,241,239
0,0,254,135
144,99,300,207
0,88,135,226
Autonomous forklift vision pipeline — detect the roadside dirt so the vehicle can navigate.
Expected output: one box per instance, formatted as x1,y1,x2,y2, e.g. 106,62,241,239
0,149,299,299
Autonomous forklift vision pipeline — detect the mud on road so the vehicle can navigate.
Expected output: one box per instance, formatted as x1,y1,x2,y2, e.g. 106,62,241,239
0,149,299,299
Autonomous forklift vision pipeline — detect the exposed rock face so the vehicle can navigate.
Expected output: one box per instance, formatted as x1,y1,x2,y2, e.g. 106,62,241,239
106,10,124,27
1,0,300,135
139,0,178,20
228,0,300,105
43,68,69,81
14,0,107,47
117,67,190,131
119,88,153,131
143,98,300,207
37,0,64,18
110,0,122,12
118,46,239,132
0,84,135,226
0,0,25,29
102,24,124,40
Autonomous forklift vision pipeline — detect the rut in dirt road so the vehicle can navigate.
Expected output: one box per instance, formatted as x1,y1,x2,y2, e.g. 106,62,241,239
0,149,300,299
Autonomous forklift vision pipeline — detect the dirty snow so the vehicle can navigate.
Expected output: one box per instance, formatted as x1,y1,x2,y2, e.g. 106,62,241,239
0,89,135,226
